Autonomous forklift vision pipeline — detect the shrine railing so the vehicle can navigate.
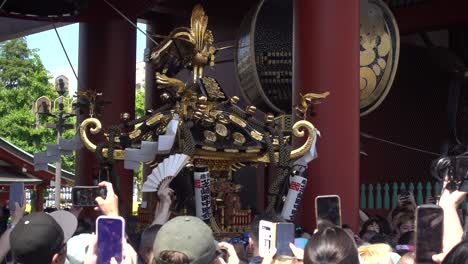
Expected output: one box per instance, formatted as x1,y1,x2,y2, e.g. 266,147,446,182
359,181,445,210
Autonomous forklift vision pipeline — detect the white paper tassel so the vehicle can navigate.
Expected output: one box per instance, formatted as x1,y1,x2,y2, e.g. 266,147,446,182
281,175,308,221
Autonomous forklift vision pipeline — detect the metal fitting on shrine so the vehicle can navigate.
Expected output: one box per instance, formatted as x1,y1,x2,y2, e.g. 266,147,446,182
198,96,208,103
265,113,275,123
230,96,239,104
194,111,203,120
246,106,256,115
160,92,170,101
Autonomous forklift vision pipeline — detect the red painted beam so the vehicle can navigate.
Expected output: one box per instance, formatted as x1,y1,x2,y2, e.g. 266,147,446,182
0,148,72,186
394,0,468,34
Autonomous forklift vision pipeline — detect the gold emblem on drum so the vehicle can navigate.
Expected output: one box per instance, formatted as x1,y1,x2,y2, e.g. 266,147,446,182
360,0,399,116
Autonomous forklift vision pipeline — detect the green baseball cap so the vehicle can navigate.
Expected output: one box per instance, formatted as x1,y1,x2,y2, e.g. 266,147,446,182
153,216,216,264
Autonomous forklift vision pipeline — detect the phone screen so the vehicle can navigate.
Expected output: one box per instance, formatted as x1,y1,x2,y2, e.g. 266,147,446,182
275,223,295,257
72,186,107,207
97,216,124,264
9,183,24,209
415,205,443,264
315,195,341,226
259,220,273,257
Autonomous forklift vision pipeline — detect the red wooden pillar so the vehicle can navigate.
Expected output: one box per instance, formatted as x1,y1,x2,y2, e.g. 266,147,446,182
76,18,136,217
293,0,360,231
35,188,44,212
142,19,174,212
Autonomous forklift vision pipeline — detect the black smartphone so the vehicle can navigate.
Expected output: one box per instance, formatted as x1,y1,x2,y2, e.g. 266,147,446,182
315,195,342,227
96,216,125,264
72,186,107,207
415,204,443,264
273,222,295,257
9,183,24,210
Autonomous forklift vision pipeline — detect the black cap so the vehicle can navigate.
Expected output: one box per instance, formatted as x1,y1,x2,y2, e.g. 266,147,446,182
10,212,76,264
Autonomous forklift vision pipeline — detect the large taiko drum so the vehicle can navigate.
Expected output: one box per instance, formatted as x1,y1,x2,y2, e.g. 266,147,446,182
235,0,293,114
359,0,400,116
235,0,400,116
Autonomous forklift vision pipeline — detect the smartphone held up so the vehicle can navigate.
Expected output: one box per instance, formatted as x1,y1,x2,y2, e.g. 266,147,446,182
96,215,125,264
315,195,342,227
72,186,107,207
259,220,295,258
9,182,24,210
415,204,443,264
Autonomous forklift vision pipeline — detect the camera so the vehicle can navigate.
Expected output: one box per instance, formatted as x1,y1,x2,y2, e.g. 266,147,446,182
432,154,468,192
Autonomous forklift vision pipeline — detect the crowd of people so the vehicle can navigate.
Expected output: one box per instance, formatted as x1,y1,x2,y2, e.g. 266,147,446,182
0,177,466,264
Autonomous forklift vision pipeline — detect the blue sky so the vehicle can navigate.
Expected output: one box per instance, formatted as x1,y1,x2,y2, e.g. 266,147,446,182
26,23,146,95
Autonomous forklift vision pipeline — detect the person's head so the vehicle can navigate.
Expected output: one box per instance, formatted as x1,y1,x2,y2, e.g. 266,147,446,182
391,206,414,233
10,211,77,264
249,212,283,253
73,218,93,236
140,224,162,264
396,213,414,236
316,219,336,231
360,218,384,237
373,215,392,235
65,233,93,264
442,240,468,264
153,216,217,264
361,230,378,243
397,252,415,264
341,224,361,247
358,243,393,264
304,226,359,264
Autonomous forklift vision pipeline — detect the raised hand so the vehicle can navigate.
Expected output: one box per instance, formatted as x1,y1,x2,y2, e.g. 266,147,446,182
158,178,175,206
95,181,119,216
217,242,240,264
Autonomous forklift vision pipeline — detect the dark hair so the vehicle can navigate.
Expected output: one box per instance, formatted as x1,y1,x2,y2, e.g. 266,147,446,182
396,213,415,230
250,213,283,246
374,215,392,235
43,207,57,213
359,218,384,238
391,205,414,221
158,250,189,264
360,230,377,242
442,240,468,264
398,231,415,246
316,219,336,231
296,225,313,238
304,227,359,264
73,218,93,236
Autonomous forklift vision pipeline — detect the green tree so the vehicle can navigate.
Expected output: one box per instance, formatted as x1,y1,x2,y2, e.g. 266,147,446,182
135,86,145,118
133,87,145,202
0,38,37,89
0,37,75,172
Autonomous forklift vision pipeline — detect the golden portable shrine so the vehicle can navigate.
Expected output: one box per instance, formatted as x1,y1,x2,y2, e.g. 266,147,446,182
78,4,327,235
